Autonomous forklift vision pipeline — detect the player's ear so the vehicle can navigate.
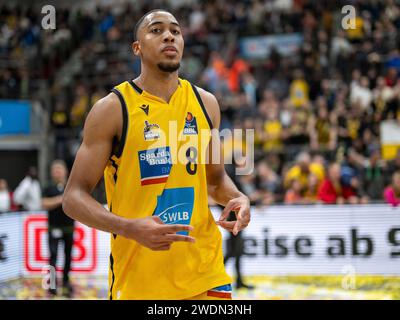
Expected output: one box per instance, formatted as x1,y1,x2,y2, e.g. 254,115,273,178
132,41,140,56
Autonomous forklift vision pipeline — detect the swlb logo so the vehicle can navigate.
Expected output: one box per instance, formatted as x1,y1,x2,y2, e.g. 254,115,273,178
183,112,198,135
153,187,194,235
138,147,172,185
143,120,160,141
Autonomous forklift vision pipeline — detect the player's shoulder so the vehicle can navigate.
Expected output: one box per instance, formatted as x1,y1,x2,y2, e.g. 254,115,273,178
192,85,218,107
189,83,220,127
94,91,120,109
88,92,120,120
84,92,121,137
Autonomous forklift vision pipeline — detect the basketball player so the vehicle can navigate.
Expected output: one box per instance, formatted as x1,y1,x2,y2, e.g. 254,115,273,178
63,9,251,300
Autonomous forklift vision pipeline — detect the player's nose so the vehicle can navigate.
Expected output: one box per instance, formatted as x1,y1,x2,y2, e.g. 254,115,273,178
162,30,175,43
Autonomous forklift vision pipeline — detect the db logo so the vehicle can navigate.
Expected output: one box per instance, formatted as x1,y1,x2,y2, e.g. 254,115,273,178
24,214,97,273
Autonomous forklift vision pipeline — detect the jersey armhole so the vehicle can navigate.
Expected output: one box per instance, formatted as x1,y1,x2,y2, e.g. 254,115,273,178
110,88,128,159
190,83,213,130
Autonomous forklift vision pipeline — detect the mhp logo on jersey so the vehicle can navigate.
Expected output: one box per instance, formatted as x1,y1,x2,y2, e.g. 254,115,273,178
183,112,198,135
138,147,172,185
153,187,194,235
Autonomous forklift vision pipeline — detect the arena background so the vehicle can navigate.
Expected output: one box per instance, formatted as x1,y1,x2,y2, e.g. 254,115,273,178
0,0,400,300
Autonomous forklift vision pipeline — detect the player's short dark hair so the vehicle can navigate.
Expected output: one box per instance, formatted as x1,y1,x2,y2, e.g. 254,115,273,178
133,9,172,42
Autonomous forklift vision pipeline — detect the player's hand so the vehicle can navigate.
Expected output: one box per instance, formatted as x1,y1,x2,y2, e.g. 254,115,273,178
124,216,195,251
216,195,250,236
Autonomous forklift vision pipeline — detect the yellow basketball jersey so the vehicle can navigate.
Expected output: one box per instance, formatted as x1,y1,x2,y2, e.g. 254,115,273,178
104,78,231,299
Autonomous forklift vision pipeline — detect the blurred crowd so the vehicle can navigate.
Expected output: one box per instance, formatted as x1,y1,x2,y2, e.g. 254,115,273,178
1,0,400,208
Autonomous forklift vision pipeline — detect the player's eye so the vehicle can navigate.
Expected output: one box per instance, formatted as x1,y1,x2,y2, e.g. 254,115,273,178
151,28,161,34
172,29,180,35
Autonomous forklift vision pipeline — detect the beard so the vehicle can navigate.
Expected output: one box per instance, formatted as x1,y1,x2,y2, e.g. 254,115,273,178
157,62,180,73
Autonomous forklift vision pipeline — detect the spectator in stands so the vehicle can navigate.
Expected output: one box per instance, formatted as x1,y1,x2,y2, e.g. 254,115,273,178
361,148,388,201
289,69,309,108
373,76,395,115
304,174,320,204
285,172,320,205
336,102,352,148
13,167,42,211
346,108,363,153
42,160,75,298
0,68,20,99
70,84,89,129
385,67,398,87
256,161,280,205
318,163,358,204
262,106,283,152
346,7,365,42
341,148,369,203
227,56,249,93
309,100,338,152
0,179,11,213
284,151,325,192
284,179,304,205
51,101,70,160
387,149,400,176
384,171,400,207
238,172,262,206
312,153,326,168
350,76,373,112
283,106,311,153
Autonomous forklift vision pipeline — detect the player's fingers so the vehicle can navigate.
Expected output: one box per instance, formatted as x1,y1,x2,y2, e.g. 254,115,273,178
164,234,196,243
232,219,242,236
153,237,173,244
232,224,239,236
217,221,235,233
160,224,194,234
234,206,250,234
219,200,239,221
153,243,172,251
233,212,249,235
152,216,164,224
237,206,250,225
216,220,236,229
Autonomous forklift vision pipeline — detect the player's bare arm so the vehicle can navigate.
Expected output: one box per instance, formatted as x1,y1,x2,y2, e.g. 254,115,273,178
199,88,251,236
62,93,195,251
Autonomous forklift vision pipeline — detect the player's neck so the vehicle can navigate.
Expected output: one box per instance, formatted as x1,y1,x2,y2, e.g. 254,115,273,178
135,69,180,104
